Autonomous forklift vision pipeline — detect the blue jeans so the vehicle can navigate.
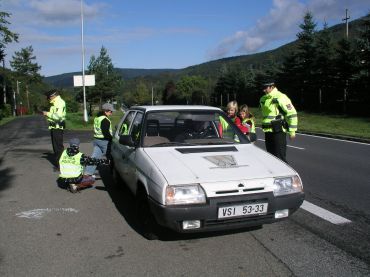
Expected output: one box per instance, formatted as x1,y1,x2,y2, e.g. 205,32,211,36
84,139,109,176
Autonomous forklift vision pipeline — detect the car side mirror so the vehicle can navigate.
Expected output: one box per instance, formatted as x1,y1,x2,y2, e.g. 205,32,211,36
119,135,135,147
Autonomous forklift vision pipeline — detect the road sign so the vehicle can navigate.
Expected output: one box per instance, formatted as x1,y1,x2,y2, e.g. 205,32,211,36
73,75,95,87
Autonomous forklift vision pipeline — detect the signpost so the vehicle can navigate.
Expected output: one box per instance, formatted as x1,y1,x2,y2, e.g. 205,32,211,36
73,74,95,122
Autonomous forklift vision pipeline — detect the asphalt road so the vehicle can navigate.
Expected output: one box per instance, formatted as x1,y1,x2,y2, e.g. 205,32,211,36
0,115,369,276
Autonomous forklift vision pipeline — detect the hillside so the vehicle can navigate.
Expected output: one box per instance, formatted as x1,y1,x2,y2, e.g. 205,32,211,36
44,15,365,88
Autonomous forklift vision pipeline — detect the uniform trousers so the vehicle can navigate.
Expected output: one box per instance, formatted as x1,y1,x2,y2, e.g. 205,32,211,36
50,128,64,167
264,131,287,163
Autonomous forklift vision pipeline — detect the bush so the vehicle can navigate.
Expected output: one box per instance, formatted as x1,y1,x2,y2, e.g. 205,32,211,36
0,104,12,118
66,100,79,113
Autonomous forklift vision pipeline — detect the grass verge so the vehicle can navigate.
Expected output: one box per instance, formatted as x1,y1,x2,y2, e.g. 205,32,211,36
250,108,370,140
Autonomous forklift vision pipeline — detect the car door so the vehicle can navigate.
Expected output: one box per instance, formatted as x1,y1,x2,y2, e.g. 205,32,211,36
123,112,144,189
112,111,136,184
113,111,144,192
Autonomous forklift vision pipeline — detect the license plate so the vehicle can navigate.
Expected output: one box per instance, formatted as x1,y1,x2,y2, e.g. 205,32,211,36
218,203,268,219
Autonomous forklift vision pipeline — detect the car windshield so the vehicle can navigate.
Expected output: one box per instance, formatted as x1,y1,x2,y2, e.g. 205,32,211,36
142,110,249,147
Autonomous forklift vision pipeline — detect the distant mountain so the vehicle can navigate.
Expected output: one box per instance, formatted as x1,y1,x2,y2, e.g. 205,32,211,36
43,68,179,88
44,15,366,88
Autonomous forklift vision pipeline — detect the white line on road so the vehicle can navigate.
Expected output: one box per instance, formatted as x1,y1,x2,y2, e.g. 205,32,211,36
300,200,351,225
257,139,305,150
297,133,370,146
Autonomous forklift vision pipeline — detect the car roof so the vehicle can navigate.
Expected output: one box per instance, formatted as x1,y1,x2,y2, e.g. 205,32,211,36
129,105,222,112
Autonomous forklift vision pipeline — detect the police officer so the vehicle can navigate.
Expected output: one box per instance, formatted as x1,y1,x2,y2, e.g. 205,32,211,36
43,89,66,170
260,82,298,162
59,138,109,193
84,103,115,177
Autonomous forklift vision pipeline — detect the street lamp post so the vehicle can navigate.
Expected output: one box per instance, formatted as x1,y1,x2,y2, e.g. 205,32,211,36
80,0,88,122
15,80,21,116
13,89,16,116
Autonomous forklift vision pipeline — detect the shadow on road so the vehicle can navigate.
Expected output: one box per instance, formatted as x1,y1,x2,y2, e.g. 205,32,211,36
97,165,262,241
97,165,143,235
0,158,15,197
41,152,57,168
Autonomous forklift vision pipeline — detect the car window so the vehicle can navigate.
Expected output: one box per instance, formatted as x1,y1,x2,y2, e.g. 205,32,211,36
118,111,135,136
142,110,248,147
130,112,144,145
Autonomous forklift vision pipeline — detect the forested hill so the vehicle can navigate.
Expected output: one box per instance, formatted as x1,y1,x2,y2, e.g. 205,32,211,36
44,16,364,88
44,68,179,88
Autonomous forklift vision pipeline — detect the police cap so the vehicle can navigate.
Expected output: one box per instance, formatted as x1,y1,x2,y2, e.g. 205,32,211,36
45,89,58,99
262,81,275,87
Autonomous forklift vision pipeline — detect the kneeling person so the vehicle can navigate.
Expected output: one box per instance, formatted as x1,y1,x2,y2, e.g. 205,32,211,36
59,138,109,193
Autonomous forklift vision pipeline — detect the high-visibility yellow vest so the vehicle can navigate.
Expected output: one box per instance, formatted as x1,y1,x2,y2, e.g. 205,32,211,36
94,115,112,139
260,88,298,135
46,96,66,130
59,151,83,178
241,117,256,133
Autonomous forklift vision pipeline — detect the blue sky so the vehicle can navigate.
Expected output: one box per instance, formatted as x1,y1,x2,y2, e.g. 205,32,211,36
2,0,369,77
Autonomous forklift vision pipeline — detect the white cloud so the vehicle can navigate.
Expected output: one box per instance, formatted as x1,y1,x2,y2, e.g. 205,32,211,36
207,0,370,60
29,0,104,23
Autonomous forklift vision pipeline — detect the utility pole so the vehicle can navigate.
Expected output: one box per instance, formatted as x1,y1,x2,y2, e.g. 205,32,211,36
3,59,6,104
13,89,16,116
342,9,350,39
342,9,350,114
80,0,88,123
151,85,154,105
16,80,21,116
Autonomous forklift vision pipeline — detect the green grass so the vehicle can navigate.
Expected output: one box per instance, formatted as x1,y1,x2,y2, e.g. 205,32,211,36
250,108,370,140
0,116,17,126
66,111,125,130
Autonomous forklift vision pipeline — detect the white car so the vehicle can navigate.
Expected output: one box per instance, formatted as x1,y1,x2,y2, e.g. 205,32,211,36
111,105,304,239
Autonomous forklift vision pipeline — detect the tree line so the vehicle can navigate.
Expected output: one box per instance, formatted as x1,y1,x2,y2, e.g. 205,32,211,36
124,11,370,116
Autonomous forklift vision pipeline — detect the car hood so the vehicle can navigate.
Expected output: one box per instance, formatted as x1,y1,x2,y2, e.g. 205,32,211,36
143,144,297,185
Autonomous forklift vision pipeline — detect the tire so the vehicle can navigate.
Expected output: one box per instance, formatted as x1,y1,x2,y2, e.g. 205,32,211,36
136,188,159,240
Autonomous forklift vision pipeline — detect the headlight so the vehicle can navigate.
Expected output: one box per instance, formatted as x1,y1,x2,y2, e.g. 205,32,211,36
166,184,206,205
273,176,303,196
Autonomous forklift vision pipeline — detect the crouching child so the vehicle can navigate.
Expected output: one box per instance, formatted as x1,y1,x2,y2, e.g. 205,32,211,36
58,138,109,193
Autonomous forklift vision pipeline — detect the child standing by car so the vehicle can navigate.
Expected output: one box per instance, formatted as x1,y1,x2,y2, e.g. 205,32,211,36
239,104,257,142
226,100,249,134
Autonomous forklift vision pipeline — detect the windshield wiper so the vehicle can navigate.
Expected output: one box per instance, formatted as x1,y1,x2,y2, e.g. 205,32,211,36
150,141,197,147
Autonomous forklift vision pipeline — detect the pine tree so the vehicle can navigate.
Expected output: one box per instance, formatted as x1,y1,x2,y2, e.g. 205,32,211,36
296,11,318,109
86,46,123,107
10,46,41,112
313,22,336,111
0,9,19,105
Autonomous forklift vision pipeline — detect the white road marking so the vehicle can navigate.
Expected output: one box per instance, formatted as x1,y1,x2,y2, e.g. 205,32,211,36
300,201,351,225
297,133,370,146
16,208,78,219
257,139,305,150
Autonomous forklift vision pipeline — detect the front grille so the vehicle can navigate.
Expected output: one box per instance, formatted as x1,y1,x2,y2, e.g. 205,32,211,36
215,190,239,194
214,197,269,206
214,187,265,195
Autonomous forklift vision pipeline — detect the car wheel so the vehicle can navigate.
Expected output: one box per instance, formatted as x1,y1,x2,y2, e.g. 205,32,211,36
136,188,159,240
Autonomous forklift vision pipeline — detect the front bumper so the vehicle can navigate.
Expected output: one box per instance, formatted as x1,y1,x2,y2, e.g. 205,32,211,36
148,191,304,233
